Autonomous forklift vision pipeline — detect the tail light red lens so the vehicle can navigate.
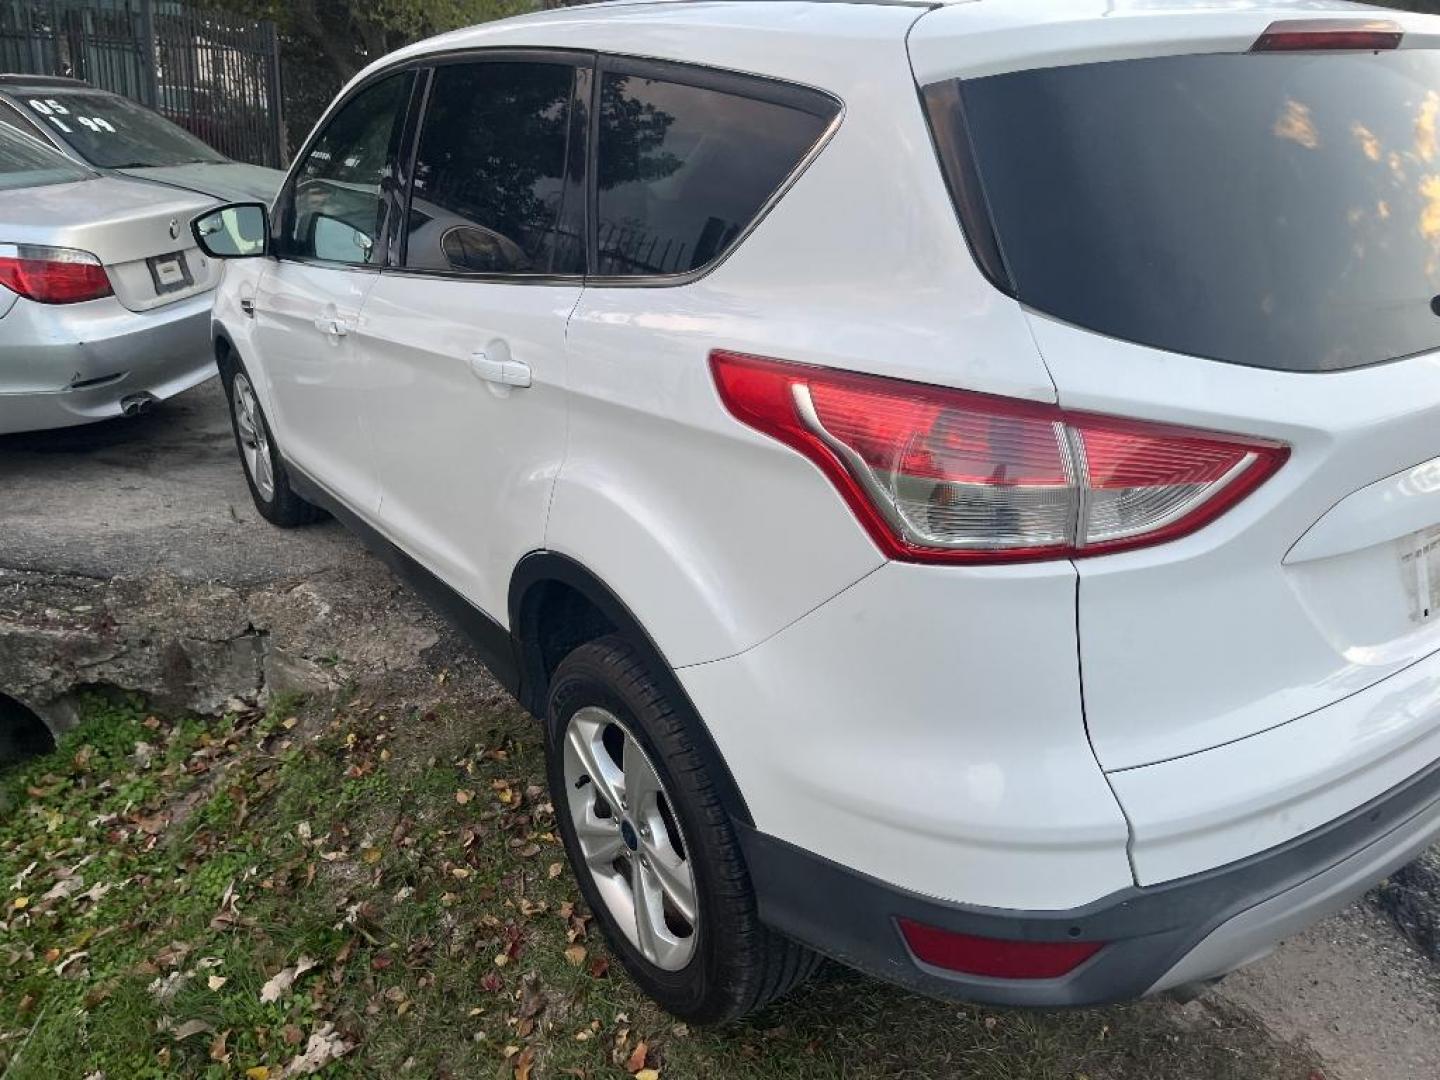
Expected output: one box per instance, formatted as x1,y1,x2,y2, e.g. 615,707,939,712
898,918,1105,980
710,351,1288,564
1251,19,1403,53
0,244,113,305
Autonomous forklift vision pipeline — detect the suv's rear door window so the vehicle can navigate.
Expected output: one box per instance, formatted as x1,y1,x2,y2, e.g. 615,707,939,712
595,64,837,278
931,51,1440,373
403,60,582,277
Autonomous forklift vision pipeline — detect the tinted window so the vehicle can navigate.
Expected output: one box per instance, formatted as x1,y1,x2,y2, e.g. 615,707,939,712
0,124,91,191
0,102,44,142
286,73,413,265
595,71,834,277
21,91,224,168
942,51,1440,373
404,61,582,276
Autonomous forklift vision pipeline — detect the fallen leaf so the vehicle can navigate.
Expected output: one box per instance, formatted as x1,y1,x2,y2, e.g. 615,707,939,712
245,1068,271,1080
210,1029,231,1063
172,1019,215,1041
514,1046,536,1080
282,1022,353,1076
564,945,587,968
625,1041,648,1074
636,1071,660,1080
548,862,564,879
259,956,317,1004
208,975,228,991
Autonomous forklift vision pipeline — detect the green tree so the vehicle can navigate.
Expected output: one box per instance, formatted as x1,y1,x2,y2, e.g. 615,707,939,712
225,0,547,150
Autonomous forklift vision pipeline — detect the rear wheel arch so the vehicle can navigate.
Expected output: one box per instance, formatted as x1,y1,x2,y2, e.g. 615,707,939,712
509,551,754,827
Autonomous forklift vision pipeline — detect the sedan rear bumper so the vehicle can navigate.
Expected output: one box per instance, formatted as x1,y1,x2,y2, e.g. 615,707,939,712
0,291,215,434
739,752,1440,1006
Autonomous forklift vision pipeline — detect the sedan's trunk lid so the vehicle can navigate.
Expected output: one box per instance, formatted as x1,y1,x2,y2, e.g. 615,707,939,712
1,175,219,311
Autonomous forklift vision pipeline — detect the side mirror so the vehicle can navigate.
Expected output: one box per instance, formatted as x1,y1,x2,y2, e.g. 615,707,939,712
191,203,269,259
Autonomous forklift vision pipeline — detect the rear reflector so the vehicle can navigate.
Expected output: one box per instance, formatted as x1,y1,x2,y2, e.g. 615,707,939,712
898,919,1105,980
711,351,1289,564
1252,19,1403,53
0,243,112,304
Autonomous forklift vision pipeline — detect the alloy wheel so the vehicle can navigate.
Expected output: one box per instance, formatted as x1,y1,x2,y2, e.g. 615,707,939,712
562,706,699,971
231,372,275,502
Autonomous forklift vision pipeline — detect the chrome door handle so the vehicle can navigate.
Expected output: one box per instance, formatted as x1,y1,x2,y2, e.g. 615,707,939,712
469,351,532,388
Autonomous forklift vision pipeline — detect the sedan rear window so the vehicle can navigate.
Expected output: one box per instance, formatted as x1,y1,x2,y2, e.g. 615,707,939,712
928,51,1440,373
0,125,91,191
20,91,225,168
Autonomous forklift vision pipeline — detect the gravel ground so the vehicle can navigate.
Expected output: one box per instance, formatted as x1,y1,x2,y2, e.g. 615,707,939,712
3,378,1440,1077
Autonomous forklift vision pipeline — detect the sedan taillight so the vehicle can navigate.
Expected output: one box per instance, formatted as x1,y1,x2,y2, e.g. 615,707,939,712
711,351,1289,564
0,244,113,304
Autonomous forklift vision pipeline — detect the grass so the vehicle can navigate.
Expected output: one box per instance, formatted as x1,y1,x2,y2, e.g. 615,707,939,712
0,689,1324,1079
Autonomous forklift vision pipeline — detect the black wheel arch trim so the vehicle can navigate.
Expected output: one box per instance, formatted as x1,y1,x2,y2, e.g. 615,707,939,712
509,550,755,826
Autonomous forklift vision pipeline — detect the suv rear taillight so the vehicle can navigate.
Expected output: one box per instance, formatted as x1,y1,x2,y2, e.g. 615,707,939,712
0,244,112,304
711,351,1289,564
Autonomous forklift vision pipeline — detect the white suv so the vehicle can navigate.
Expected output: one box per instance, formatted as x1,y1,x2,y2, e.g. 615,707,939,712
194,0,1440,1022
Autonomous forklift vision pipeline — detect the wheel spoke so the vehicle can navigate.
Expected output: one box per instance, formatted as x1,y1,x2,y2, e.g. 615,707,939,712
566,718,626,816
622,736,662,818
235,407,256,445
574,807,625,868
254,445,275,495
632,856,688,969
645,845,697,926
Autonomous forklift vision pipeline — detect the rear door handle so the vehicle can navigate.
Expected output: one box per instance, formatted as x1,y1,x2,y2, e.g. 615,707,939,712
313,315,350,338
469,351,532,388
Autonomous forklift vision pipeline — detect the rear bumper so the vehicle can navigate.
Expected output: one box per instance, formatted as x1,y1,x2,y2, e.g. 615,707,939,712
740,753,1440,1006
0,291,215,434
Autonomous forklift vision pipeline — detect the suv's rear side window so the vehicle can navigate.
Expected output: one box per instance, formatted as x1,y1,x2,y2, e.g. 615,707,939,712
928,51,1440,373
595,65,838,278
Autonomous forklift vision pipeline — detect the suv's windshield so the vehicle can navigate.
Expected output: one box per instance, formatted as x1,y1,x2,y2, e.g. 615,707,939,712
932,50,1440,373
0,124,92,191
17,90,226,168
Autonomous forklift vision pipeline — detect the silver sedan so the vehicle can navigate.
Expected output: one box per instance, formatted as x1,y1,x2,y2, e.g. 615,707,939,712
0,125,219,434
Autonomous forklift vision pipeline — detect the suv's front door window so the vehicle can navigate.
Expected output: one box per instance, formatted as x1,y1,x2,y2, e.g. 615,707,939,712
403,60,583,276
284,72,414,266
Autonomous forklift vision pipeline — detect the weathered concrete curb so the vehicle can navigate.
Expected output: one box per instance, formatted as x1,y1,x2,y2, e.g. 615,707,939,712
0,561,442,735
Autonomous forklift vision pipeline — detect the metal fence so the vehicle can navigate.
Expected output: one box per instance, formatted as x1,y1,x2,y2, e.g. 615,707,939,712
0,0,285,167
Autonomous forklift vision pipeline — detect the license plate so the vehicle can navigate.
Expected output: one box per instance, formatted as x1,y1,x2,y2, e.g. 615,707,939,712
1398,525,1440,623
147,252,192,294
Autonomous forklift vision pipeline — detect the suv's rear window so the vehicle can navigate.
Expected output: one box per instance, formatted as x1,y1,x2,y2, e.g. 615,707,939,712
595,66,838,278
929,51,1440,373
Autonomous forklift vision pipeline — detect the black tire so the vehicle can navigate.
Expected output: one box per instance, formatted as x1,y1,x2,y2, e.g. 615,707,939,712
219,351,325,528
546,635,821,1023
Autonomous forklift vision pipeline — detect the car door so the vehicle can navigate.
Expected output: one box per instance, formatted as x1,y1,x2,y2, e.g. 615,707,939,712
359,55,589,619
252,70,417,513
